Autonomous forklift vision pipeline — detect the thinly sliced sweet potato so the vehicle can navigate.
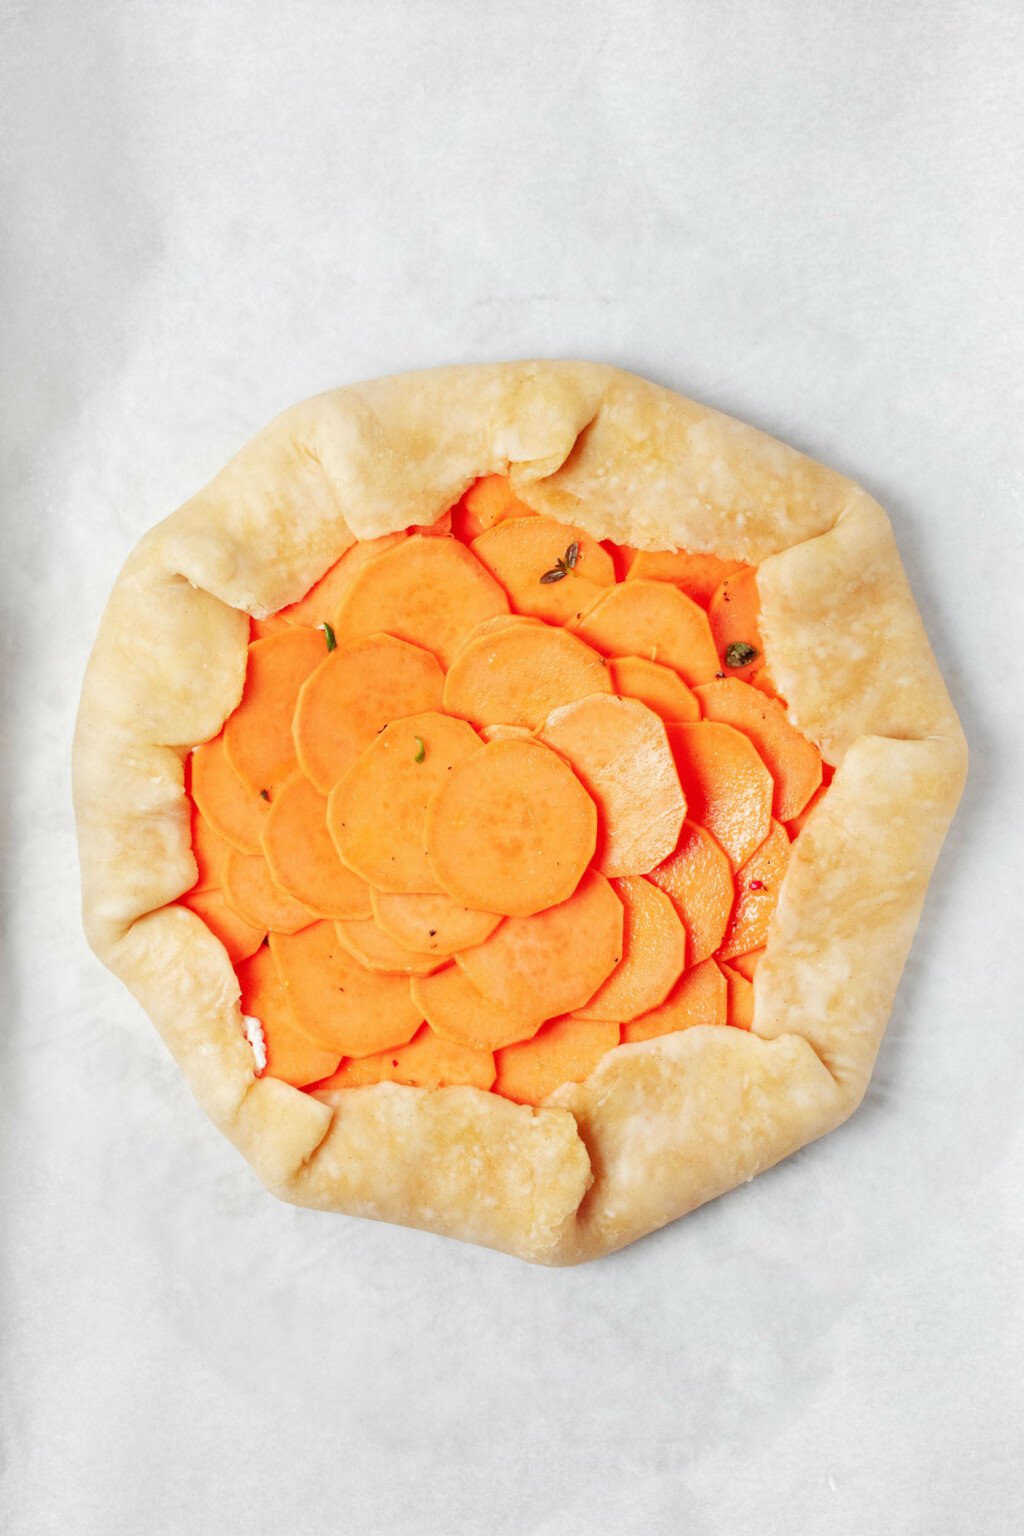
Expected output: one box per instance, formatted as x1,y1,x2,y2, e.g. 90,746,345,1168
470,516,614,624
190,734,269,854
293,633,445,794
729,948,764,982
455,869,623,1018
720,962,754,1029
328,712,482,894
189,805,230,891
707,567,774,692
627,549,748,605
426,739,597,917
250,614,290,639
443,621,611,730
334,915,447,977
370,889,501,957
493,1017,619,1106
479,723,534,743
222,847,316,936
411,965,547,1051
278,533,404,628
333,536,509,668
665,722,773,870
786,782,828,838
607,656,700,723
237,946,340,1087
452,475,536,541
180,888,265,963
573,877,686,1023
621,957,727,1043
647,819,735,966
538,694,685,877
718,820,791,959
223,627,326,793
269,922,423,1057
694,678,822,820
570,580,720,685
313,1024,495,1092
261,771,373,919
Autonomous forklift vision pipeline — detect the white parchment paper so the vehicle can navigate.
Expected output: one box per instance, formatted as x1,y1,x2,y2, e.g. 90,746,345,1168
2,3,1022,1532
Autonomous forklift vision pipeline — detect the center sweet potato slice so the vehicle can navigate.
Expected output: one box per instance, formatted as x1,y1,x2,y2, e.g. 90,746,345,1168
425,738,597,917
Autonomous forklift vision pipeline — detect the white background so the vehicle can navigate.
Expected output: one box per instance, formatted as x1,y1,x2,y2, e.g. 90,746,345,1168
2,2,1022,1532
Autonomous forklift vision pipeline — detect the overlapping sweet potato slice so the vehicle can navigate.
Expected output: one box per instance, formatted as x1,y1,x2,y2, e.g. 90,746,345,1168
626,548,749,605
607,656,700,723
621,957,727,1043
334,536,509,668
786,781,828,838
443,621,611,730
426,739,597,917
261,772,372,919
647,820,735,966
573,877,686,1023
191,734,269,854
730,948,763,981
313,1024,495,1092
181,887,265,963
493,1017,620,1106
694,678,821,821
328,712,481,894
470,516,614,624
707,568,773,691
188,805,230,891
718,820,791,959
269,921,423,1057
451,475,536,541
370,889,501,957
334,915,447,977
222,848,316,936
411,965,547,1051
570,580,720,685
276,532,405,629
223,628,327,793
538,694,685,877
665,722,773,870
455,869,623,1019
237,946,340,1087
294,633,445,795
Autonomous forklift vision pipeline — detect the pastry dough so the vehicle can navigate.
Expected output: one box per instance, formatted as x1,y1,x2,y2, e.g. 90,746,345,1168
73,362,966,1264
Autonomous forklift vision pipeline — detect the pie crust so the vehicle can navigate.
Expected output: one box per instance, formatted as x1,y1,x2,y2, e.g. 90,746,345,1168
73,362,967,1264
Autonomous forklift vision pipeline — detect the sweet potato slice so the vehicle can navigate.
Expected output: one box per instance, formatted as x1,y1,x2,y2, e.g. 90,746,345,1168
607,656,700,723
718,820,791,960
470,516,614,624
190,734,269,855
223,628,326,793
237,946,340,1087
452,475,536,541
260,771,372,919
189,805,230,891
665,722,773,870
493,1017,619,1106
370,889,501,957
455,869,623,1018
538,694,685,877
786,782,828,838
627,549,748,605
729,948,764,982
333,536,509,668
411,965,547,1051
328,712,482,894
570,580,720,685
426,739,597,917
720,962,754,1029
250,614,290,639
269,922,423,1057
707,567,774,692
278,533,405,628
334,916,447,977
293,633,445,794
479,723,534,743
694,678,822,820
313,1024,495,1092
443,622,611,730
573,877,686,1023
222,848,316,936
647,819,735,966
180,888,265,963
621,957,727,1043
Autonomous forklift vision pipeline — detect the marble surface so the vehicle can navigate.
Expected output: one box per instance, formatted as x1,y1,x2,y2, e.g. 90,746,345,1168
2,3,1022,1532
